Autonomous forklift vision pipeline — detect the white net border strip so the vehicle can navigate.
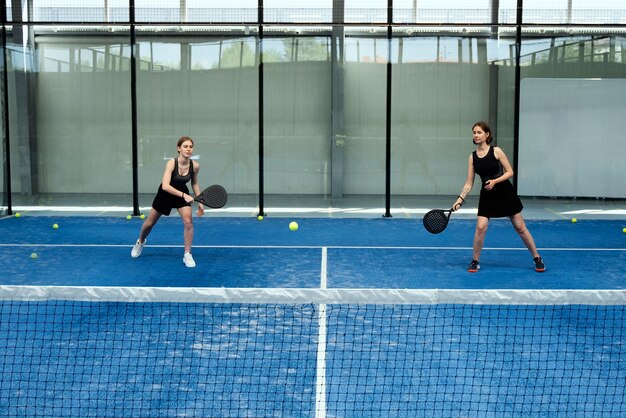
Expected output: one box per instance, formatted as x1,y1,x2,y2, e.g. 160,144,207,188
1,286,626,305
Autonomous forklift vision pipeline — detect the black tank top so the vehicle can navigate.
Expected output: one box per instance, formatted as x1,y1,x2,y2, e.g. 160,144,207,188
170,158,193,189
473,146,502,184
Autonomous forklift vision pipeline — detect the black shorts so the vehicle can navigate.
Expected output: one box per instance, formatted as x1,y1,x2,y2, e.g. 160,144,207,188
151,184,191,216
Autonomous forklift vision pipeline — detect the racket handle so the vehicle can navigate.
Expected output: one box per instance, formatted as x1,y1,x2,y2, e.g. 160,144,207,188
452,195,465,212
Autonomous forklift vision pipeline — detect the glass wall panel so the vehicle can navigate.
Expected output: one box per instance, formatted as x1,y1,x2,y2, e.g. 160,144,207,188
341,28,387,209
394,0,492,24
391,27,517,205
262,30,334,211
135,28,259,212
345,0,387,24
2,2,626,215
186,1,258,23
523,0,626,25
9,25,133,208
568,2,626,25
31,0,129,23
135,0,259,24
265,0,333,23
517,27,626,199
498,0,518,24
135,0,181,23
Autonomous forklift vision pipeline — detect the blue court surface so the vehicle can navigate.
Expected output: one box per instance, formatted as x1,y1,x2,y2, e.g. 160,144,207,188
1,216,626,417
0,216,624,288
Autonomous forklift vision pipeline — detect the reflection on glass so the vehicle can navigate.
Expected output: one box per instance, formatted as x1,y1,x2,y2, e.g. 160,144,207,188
391,32,517,199
262,34,338,210
135,34,259,208
9,26,133,208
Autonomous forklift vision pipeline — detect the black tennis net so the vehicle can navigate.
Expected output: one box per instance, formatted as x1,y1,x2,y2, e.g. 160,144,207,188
1,286,625,417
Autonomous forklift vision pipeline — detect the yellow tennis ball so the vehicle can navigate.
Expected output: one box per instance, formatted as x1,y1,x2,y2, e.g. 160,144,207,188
571,218,577,223
257,215,264,221
623,227,626,233
126,215,132,220
15,212,21,218
30,252,38,259
289,221,298,231
140,214,145,219
52,223,59,229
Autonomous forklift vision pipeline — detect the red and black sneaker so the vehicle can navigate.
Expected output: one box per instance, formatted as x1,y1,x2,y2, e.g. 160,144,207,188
467,259,480,273
534,256,546,272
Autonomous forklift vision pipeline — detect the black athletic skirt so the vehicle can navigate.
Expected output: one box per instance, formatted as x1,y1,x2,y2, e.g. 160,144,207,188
477,180,523,218
151,184,191,216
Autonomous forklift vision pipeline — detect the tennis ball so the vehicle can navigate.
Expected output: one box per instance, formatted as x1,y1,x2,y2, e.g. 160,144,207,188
126,215,132,220
52,223,59,229
140,214,145,219
623,227,626,233
289,221,298,231
14,212,21,218
257,215,264,221
30,252,38,259
571,218,577,223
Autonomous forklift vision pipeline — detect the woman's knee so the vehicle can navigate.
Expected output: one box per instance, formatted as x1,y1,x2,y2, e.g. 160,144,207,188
145,209,161,227
475,218,489,234
510,214,527,234
181,215,193,229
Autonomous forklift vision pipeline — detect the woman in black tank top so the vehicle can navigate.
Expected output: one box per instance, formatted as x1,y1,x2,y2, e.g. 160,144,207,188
452,122,545,273
130,136,205,268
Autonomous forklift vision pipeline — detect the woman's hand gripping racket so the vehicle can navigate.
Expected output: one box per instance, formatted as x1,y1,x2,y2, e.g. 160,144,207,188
422,195,465,234
195,185,228,209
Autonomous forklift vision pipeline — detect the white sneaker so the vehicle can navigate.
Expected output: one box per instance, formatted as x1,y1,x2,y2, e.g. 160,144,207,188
183,252,196,268
131,240,145,258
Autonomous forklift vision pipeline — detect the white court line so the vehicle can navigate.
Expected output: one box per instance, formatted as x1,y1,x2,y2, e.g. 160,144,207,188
0,243,624,251
315,247,328,418
320,247,328,289
544,207,568,219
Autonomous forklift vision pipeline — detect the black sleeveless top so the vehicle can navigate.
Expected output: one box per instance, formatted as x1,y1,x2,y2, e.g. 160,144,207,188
170,158,193,190
473,146,502,184
472,146,523,218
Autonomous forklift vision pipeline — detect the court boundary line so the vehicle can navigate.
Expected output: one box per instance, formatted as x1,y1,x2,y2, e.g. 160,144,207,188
1,243,625,251
315,247,328,418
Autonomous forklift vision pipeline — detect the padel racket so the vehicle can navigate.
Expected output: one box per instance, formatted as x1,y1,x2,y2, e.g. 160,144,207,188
423,208,453,234
195,184,228,208
423,196,465,234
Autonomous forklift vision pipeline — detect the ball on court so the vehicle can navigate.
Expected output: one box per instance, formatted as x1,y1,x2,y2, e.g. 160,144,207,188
571,218,577,223
52,223,59,229
30,252,38,259
623,227,626,233
289,221,298,231
140,214,145,219
126,215,132,220
257,215,264,221
15,212,21,218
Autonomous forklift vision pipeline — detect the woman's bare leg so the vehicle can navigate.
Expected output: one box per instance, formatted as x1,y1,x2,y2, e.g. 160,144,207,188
472,216,490,261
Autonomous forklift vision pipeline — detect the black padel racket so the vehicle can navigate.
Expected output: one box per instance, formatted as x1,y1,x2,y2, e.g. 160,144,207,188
423,195,465,234
195,185,228,208
423,208,453,234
